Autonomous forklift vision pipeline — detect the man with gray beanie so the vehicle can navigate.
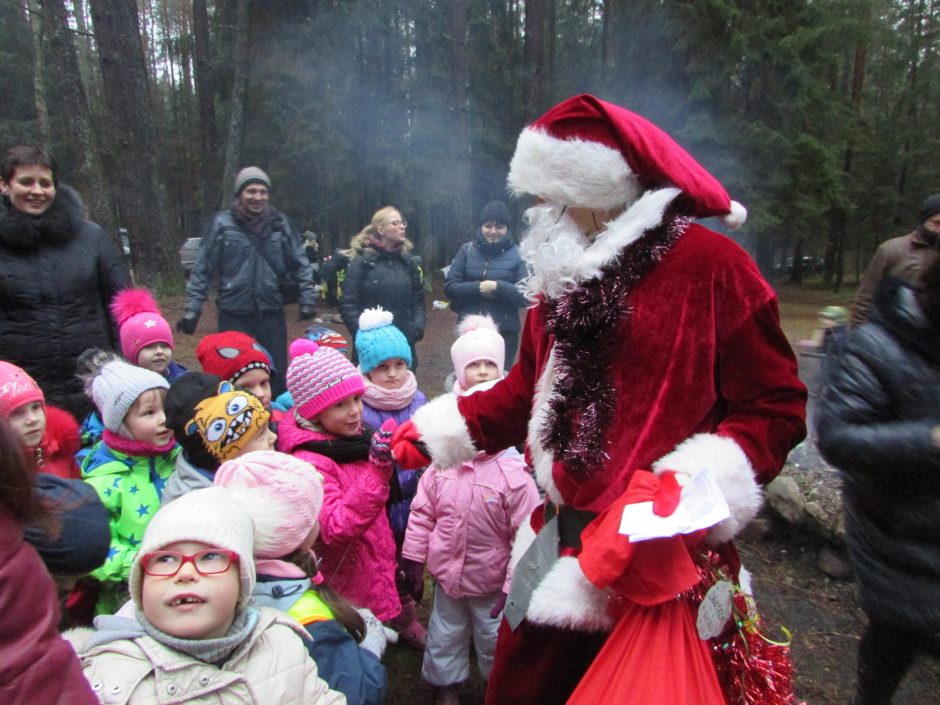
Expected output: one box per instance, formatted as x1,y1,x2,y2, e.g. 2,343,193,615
851,193,940,327
178,167,317,395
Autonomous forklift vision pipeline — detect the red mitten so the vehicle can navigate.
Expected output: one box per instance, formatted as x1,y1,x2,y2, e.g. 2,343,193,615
652,470,683,517
390,420,431,469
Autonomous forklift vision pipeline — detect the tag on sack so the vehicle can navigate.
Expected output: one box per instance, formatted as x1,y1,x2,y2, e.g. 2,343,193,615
696,579,734,640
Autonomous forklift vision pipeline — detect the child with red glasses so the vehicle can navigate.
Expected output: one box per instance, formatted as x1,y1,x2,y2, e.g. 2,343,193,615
67,486,345,704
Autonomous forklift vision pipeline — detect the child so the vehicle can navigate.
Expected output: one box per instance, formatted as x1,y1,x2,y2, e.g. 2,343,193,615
401,316,540,705
277,338,403,626
111,288,188,382
0,360,82,479
272,323,350,412
67,486,345,704
196,330,277,414
78,349,180,614
184,382,277,462
215,449,388,705
161,372,223,503
356,307,428,648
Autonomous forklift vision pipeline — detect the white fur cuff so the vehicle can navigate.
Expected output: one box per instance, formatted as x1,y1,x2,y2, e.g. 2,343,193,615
526,556,614,632
411,393,478,471
652,433,762,544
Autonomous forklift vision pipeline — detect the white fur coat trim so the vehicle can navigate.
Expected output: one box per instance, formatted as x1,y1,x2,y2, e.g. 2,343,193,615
652,433,762,545
526,556,615,631
527,347,563,504
410,393,478,471
509,128,642,210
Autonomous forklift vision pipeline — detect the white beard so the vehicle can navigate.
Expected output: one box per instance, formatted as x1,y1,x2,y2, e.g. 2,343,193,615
517,203,592,301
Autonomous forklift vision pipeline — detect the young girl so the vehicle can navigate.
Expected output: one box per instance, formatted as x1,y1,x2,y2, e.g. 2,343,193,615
78,349,180,614
355,307,428,648
215,449,388,705
401,316,540,705
196,330,278,418
277,338,402,626
111,288,188,382
67,486,345,704
0,360,82,479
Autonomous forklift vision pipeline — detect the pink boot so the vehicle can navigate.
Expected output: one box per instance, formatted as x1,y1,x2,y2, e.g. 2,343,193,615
389,596,427,649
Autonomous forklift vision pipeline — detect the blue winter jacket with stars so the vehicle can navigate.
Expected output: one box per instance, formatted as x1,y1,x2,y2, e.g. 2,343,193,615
80,441,178,611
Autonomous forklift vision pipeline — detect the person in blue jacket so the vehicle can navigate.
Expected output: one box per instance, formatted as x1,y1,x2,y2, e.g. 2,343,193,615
444,200,529,368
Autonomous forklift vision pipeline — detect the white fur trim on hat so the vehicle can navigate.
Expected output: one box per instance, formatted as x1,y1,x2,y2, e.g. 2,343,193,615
651,433,762,545
129,487,256,609
509,128,643,210
410,393,478,471
526,556,614,631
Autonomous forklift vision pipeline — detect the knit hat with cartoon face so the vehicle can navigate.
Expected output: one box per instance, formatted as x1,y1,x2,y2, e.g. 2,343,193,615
0,361,44,418
130,486,256,609
196,331,273,384
286,338,365,421
110,289,174,365
355,307,412,374
185,382,270,462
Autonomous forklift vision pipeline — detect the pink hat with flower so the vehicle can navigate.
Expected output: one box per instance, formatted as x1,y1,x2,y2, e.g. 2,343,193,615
286,338,365,421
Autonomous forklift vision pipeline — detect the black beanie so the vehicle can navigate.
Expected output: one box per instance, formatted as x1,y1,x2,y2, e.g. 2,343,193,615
918,194,940,225
165,371,223,471
479,200,511,227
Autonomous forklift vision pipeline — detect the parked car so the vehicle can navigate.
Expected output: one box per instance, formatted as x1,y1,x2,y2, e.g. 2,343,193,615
179,237,201,277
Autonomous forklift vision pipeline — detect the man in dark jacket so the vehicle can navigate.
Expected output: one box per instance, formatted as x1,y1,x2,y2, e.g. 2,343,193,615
177,167,317,395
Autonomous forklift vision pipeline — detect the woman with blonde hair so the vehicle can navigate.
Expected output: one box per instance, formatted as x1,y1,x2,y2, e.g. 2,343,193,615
340,206,427,368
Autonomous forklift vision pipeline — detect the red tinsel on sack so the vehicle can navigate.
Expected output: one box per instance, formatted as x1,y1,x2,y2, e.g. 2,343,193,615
684,551,805,705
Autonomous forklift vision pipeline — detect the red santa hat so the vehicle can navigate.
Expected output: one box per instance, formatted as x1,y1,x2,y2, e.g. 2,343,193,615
508,93,746,228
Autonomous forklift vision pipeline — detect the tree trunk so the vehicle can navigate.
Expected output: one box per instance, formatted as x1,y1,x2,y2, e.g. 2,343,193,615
219,0,251,210
88,0,175,284
448,0,473,253
38,0,115,233
192,0,218,213
523,0,547,120
27,0,50,143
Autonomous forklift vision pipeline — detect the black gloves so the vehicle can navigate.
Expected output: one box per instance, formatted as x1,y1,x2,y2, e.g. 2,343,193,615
176,311,199,334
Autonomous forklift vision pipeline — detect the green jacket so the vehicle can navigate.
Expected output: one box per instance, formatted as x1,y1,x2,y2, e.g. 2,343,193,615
80,441,179,587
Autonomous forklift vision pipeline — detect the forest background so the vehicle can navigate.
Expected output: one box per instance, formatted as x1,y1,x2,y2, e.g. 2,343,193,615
1,0,937,290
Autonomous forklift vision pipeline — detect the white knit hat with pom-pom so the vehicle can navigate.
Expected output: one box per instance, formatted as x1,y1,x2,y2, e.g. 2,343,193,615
355,307,412,373
451,315,505,392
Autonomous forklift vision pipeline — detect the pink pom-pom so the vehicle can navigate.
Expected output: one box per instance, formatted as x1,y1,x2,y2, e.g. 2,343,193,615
110,288,162,326
290,338,320,359
457,314,499,336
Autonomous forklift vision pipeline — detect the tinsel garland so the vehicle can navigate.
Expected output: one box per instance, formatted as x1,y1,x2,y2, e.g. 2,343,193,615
684,551,805,705
540,214,688,478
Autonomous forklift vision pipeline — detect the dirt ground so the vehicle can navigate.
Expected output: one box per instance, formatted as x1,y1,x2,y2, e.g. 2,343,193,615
163,281,940,705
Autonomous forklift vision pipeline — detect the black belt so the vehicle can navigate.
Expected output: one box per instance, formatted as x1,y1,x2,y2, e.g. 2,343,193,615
543,503,598,550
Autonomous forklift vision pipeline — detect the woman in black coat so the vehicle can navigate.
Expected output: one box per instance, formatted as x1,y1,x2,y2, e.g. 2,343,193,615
444,200,528,368
340,205,426,367
816,262,940,705
0,146,130,419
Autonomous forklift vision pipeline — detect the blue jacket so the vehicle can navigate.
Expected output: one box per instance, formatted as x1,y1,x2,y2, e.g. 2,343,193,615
444,232,528,334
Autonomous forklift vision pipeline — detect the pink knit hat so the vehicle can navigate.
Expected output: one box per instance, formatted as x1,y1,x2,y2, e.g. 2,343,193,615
0,361,44,417
451,315,505,392
110,288,174,365
286,338,365,421
214,450,324,559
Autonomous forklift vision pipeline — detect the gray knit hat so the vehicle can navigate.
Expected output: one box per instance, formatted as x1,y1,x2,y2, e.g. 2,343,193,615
233,166,272,196
91,358,169,432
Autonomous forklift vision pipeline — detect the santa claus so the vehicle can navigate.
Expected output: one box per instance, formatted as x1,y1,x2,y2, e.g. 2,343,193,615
393,94,807,705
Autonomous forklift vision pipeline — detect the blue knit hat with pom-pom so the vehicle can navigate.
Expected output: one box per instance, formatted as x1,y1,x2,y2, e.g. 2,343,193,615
355,307,412,373
286,338,365,421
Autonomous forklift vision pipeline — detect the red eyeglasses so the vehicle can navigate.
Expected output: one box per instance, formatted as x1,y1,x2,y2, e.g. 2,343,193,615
140,549,239,577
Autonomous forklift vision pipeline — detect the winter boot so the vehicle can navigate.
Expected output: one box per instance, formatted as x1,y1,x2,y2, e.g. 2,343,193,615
389,594,427,649
434,684,460,705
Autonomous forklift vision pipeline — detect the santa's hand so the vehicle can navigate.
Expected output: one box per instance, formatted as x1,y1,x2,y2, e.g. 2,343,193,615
390,420,431,469
652,470,689,517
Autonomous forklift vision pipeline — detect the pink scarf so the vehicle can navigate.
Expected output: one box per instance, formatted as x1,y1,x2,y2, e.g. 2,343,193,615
103,429,176,457
362,371,418,411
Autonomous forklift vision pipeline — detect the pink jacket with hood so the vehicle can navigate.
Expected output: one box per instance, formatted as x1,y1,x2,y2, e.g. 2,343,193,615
276,412,401,621
402,447,540,599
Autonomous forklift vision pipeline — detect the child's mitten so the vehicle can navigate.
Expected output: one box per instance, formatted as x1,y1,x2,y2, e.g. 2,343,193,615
369,418,398,469
400,558,426,602
356,607,388,659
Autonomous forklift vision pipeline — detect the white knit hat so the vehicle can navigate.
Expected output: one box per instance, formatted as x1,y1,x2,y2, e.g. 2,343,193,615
451,315,505,392
129,486,256,609
91,357,169,432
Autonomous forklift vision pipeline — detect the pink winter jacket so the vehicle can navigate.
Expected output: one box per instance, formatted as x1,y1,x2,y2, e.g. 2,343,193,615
277,413,401,621
402,448,540,599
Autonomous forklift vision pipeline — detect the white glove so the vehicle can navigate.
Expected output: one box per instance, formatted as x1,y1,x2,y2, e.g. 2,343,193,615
356,607,388,659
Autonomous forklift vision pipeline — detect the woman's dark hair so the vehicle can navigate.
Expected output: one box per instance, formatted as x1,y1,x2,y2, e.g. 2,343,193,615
1,145,58,184
286,548,366,642
0,417,54,530
918,256,940,331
